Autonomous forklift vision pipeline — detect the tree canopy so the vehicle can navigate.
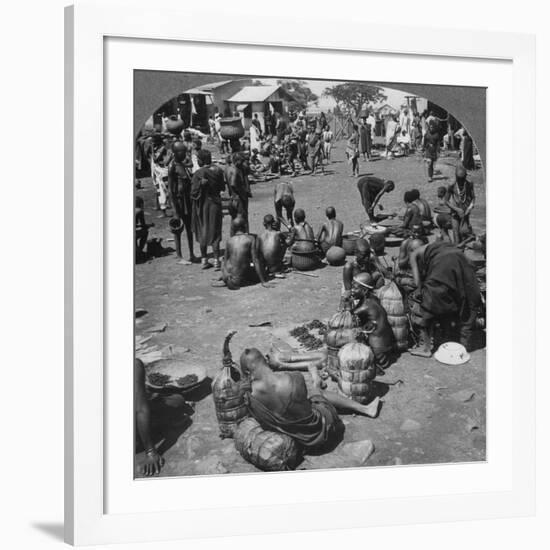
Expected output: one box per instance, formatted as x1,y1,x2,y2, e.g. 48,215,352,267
277,80,319,111
323,83,387,117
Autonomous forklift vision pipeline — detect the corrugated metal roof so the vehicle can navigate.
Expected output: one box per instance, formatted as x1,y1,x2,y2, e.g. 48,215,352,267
226,85,284,103
184,88,213,95
198,80,236,90
183,79,250,94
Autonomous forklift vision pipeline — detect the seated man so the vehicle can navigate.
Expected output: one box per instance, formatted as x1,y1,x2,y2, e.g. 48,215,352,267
135,359,164,476
249,148,267,173
408,240,482,356
240,348,380,453
215,217,270,290
258,214,287,275
316,206,344,255
393,190,423,237
342,238,385,303
274,181,295,227
351,273,396,373
286,208,316,250
393,224,426,293
410,188,432,225
357,176,395,221
446,165,475,244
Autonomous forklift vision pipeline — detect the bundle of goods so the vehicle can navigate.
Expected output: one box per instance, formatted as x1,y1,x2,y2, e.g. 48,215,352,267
234,418,302,471
376,280,408,351
337,342,376,404
212,331,250,439
324,305,361,378
341,234,359,255
218,117,245,140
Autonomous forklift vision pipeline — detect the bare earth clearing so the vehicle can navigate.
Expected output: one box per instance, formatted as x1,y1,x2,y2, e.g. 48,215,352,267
135,140,486,477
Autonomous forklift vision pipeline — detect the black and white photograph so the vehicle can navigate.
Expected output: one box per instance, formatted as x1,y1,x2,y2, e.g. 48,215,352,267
133,71,486,478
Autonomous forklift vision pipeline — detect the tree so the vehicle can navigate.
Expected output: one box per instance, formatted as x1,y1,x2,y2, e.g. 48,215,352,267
277,80,319,112
323,83,387,118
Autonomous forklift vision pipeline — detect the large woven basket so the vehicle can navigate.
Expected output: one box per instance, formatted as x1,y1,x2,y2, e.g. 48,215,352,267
291,250,320,271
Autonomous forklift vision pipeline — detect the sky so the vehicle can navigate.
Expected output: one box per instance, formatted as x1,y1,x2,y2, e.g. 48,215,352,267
261,78,425,111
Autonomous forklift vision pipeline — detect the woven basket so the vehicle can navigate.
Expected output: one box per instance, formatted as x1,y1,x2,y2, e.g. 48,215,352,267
291,250,319,271
377,280,408,350
337,380,372,404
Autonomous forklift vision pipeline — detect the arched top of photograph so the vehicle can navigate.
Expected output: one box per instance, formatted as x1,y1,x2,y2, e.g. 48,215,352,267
134,71,486,480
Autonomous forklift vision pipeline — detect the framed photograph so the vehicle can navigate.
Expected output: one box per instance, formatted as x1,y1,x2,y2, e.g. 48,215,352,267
65,1,535,545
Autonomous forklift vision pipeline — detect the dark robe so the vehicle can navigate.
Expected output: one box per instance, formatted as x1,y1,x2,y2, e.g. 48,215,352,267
359,124,369,154
247,377,344,451
418,241,481,322
462,134,475,170
191,165,226,246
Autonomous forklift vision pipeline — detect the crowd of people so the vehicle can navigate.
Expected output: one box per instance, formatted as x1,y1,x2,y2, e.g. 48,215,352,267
134,107,485,476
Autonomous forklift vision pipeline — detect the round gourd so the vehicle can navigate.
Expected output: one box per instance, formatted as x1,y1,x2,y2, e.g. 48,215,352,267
326,246,346,266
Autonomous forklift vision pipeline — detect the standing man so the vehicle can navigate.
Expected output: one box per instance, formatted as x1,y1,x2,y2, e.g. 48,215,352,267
367,111,376,143
359,118,370,161
308,131,325,175
422,121,440,182
227,153,251,235
274,180,295,227
385,116,398,159
408,240,481,356
251,113,263,136
322,124,334,161
191,149,226,270
167,141,197,263
356,176,395,221
150,132,173,217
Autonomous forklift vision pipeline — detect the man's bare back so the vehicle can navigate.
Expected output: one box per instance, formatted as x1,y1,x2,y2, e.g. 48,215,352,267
219,219,269,290
258,229,286,273
320,219,343,247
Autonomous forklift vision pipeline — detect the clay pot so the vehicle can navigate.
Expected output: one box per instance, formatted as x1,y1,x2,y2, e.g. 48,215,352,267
219,117,245,140
342,234,359,255
165,115,185,135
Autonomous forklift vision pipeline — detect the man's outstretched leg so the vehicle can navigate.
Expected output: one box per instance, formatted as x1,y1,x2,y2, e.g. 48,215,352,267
308,365,380,418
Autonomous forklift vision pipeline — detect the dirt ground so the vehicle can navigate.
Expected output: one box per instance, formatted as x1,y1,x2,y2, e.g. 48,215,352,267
135,141,486,477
